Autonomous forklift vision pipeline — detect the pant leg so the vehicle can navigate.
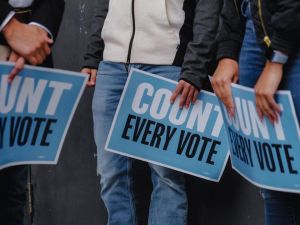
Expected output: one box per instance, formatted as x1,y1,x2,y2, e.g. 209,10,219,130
281,51,300,120
238,17,266,87
92,61,138,225
0,41,52,225
0,45,28,225
0,166,28,225
239,9,300,225
261,189,300,225
140,65,188,225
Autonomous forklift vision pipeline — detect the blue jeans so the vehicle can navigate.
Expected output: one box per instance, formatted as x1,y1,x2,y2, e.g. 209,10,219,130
92,61,187,225
239,4,300,225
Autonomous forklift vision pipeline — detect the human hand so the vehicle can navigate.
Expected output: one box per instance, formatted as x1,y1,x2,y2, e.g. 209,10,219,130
81,68,98,86
170,80,199,108
7,51,25,83
2,18,52,65
254,61,282,123
211,58,239,117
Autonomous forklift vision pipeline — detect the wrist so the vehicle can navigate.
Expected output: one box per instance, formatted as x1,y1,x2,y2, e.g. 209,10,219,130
265,61,284,76
219,58,239,71
29,23,53,39
265,48,289,64
2,18,21,39
219,58,238,65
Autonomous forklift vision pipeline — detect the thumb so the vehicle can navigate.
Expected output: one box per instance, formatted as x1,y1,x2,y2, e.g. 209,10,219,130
87,69,97,86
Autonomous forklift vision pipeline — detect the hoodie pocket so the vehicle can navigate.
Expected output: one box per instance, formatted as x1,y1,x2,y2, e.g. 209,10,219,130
157,0,178,38
134,0,178,40
101,0,132,42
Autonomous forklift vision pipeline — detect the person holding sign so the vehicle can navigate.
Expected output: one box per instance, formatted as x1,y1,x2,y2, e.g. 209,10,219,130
211,0,300,224
81,0,222,224
0,1,64,224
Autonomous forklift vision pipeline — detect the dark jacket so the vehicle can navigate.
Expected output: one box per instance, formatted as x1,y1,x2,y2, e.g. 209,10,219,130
217,0,300,61
83,0,222,90
0,0,65,43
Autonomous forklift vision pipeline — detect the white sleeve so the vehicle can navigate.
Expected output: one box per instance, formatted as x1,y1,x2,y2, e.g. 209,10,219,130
0,11,15,32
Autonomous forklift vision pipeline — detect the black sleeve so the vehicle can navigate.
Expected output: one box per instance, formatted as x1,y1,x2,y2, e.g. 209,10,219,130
216,0,245,62
270,0,300,55
30,0,65,40
82,0,109,69
0,1,13,26
180,0,223,91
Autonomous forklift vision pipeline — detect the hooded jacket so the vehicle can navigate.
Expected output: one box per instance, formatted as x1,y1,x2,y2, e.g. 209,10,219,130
217,0,300,61
83,0,222,90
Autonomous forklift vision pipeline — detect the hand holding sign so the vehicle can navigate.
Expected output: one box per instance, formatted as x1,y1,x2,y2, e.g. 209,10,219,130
211,58,239,118
0,62,87,169
218,83,300,193
170,80,199,108
106,69,229,181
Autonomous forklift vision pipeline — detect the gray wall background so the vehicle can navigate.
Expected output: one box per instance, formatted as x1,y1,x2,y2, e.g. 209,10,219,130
28,0,265,224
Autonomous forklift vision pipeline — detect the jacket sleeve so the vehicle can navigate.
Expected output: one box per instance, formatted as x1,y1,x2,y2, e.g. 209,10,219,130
82,0,109,69
216,0,245,62
30,0,65,40
180,0,223,91
0,1,13,25
270,0,300,56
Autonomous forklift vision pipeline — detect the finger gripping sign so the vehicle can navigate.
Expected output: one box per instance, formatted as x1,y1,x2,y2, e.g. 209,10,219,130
106,69,229,182
0,62,87,169
218,83,300,192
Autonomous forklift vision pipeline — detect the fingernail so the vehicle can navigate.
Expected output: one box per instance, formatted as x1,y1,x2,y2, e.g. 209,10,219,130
229,108,234,118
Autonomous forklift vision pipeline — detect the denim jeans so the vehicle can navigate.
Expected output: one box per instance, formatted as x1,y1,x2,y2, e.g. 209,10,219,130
92,61,187,225
239,3,300,225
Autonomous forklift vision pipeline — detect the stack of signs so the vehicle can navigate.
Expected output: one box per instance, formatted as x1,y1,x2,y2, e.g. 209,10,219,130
106,69,229,182
0,62,87,169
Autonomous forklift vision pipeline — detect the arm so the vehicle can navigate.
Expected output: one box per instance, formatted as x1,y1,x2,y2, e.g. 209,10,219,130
171,0,223,108
211,0,245,117
253,0,300,123
0,1,13,25
81,0,109,86
270,0,300,56
1,0,65,81
216,0,245,62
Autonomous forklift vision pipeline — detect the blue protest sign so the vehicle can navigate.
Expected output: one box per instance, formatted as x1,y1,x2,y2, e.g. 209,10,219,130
218,83,300,192
0,62,88,169
106,69,229,181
